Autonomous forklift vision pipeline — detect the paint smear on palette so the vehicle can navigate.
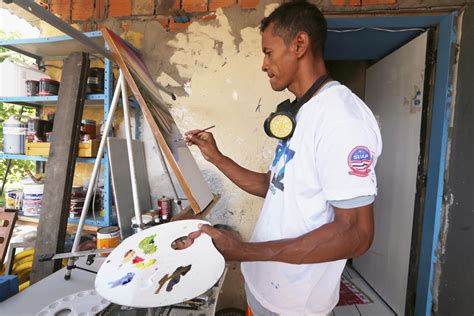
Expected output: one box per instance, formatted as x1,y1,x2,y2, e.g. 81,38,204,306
108,272,135,288
118,250,136,268
155,265,192,294
123,250,135,263
139,234,157,254
135,259,157,269
132,256,144,264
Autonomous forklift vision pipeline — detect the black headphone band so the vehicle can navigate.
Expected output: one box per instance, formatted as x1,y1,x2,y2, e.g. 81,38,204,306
289,73,331,116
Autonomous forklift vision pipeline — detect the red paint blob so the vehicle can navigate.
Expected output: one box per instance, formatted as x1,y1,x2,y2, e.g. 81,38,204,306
132,256,144,264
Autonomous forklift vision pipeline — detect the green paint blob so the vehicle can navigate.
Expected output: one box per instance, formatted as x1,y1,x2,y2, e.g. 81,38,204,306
139,234,157,254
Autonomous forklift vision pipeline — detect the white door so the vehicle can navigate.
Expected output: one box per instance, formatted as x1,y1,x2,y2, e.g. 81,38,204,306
353,32,428,315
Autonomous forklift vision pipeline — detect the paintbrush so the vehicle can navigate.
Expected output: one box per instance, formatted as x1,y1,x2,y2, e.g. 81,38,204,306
174,125,216,143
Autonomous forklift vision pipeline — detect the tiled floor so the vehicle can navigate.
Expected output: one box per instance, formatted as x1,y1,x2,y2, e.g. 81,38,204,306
332,265,396,316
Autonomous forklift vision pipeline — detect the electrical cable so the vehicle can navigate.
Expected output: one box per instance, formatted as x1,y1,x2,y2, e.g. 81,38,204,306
354,304,362,316
39,64,63,69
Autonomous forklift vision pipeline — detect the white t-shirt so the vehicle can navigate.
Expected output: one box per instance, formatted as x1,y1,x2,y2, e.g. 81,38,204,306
241,82,382,315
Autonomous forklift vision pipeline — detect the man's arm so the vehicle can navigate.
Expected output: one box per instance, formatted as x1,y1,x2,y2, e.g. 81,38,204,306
185,130,270,198
190,203,374,263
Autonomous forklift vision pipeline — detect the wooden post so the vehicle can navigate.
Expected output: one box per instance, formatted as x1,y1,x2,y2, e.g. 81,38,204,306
0,209,17,265
30,52,90,283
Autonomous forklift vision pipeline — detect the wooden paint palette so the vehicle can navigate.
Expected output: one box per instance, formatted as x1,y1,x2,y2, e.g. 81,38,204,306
95,220,225,308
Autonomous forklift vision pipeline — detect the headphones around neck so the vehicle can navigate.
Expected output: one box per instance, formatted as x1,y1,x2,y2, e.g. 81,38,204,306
264,73,331,140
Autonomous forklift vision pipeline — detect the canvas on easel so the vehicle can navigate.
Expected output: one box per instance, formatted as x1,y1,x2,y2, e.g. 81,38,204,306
101,27,214,214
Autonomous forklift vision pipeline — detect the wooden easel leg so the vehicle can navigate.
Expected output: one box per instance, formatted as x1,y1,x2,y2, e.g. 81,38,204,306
31,52,90,284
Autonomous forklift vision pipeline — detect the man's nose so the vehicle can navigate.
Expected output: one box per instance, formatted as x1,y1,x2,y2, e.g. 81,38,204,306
261,56,268,72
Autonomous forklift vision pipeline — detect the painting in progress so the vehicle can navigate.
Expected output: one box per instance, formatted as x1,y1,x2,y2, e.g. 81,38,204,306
101,27,214,214
95,220,225,307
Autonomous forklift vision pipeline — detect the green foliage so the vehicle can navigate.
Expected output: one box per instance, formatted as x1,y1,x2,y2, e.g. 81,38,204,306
0,30,33,64
0,31,36,187
0,104,36,184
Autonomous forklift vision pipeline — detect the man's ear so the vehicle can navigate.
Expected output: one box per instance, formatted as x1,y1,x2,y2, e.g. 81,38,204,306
294,31,310,58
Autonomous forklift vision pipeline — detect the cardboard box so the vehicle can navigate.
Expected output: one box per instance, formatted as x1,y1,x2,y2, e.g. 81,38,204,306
25,139,100,157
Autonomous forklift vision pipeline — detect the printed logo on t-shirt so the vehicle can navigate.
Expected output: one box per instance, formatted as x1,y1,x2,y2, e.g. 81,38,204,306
269,140,295,194
348,146,372,177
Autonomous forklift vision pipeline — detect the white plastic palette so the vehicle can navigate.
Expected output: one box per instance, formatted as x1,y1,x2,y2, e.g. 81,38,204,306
95,219,225,308
37,289,110,316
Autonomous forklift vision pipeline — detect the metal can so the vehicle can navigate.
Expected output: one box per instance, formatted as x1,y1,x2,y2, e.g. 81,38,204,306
38,78,60,96
81,119,96,139
131,214,155,233
97,226,121,257
25,80,39,96
157,196,171,221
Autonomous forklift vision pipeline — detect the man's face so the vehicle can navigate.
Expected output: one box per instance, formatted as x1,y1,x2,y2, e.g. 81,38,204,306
261,23,298,92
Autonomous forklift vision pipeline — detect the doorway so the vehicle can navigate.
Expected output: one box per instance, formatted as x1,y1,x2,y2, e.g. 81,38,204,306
325,13,457,315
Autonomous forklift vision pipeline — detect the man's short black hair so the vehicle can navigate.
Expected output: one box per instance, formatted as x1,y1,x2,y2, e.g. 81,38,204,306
260,0,327,57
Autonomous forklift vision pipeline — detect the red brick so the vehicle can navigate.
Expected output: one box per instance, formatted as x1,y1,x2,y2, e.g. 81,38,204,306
109,0,132,17
156,16,170,29
361,0,396,4
72,0,94,21
209,0,235,11
132,0,155,16
182,0,208,13
51,0,72,21
331,0,361,5
238,0,258,10
156,0,181,14
169,18,192,32
95,0,107,19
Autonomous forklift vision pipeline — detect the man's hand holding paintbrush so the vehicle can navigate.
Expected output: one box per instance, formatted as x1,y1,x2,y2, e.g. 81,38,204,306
186,125,267,197
184,125,221,163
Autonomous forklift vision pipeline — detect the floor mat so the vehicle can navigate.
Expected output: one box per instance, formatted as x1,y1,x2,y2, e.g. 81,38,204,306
337,276,373,306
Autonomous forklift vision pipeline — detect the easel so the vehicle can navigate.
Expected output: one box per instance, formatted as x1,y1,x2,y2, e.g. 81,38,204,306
65,71,180,280
5,0,201,281
2,2,224,314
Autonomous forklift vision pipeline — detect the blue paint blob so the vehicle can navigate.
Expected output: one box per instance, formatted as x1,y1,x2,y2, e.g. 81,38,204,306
108,272,135,288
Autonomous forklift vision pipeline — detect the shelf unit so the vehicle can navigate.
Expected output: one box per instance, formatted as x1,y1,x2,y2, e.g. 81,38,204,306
0,94,106,107
0,31,115,227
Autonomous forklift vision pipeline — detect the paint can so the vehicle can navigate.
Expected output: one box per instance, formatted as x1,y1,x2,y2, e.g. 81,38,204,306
5,185,22,210
5,191,21,209
22,183,44,216
131,214,154,234
27,117,48,142
3,115,27,154
69,186,86,219
86,67,105,94
38,78,60,96
157,196,172,222
97,226,121,257
25,80,39,96
81,120,96,139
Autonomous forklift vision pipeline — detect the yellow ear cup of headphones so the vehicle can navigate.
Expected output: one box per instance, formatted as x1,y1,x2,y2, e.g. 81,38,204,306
269,113,295,139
